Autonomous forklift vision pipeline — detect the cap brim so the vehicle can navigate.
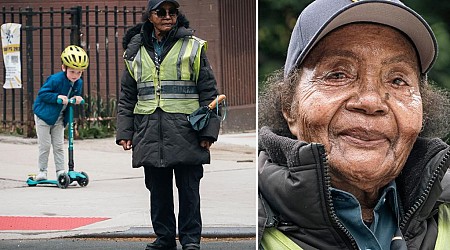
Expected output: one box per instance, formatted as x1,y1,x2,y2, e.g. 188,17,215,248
152,0,180,10
298,1,437,74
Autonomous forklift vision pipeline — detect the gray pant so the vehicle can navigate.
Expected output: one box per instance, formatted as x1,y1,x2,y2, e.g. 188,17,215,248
35,114,65,174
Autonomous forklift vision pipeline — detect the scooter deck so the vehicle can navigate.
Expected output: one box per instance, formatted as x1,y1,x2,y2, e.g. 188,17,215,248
26,178,58,186
68,171,87,180
26,170,89,188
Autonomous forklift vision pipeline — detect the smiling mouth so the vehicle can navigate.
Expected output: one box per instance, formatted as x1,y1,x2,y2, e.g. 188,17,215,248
339,129,389,148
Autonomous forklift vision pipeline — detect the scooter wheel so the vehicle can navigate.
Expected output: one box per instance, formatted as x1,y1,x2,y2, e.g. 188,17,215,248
77,171,89,187
27,177,37,187
57,173,70,189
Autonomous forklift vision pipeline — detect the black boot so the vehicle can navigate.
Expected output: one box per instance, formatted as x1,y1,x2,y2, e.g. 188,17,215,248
145,241,177,250
182,243,200,250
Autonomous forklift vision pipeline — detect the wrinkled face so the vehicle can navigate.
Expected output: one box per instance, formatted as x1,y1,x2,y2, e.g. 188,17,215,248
62,65,83,82
149,2,178,34
284,23,422,191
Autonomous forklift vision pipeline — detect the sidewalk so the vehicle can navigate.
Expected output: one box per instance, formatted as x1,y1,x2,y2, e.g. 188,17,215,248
0,132,256,240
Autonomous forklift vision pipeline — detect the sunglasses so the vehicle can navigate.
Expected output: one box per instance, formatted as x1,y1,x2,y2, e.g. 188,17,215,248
153,8,179,18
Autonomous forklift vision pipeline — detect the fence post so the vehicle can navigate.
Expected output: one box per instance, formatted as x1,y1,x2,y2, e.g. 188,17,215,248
70,6,83,124
70,6,82,45
25,7,35,138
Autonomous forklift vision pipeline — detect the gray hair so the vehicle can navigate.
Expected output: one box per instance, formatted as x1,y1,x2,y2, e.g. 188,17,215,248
259,69,450,140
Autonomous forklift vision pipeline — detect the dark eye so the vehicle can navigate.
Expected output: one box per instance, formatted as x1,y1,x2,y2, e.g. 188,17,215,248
392,77,407,86
327,72,347,80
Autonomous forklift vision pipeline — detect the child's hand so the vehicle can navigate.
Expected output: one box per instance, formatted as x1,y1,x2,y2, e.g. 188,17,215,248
72,96,84,105
57,95,69,105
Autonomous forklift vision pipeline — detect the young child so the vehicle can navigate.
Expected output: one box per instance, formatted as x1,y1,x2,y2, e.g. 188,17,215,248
33,45,89,180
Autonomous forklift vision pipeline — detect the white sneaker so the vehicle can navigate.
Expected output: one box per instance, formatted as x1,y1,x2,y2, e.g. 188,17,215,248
36,171,47,181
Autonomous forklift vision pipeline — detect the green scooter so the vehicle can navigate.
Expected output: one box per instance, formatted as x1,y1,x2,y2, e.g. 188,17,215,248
27,98,89,189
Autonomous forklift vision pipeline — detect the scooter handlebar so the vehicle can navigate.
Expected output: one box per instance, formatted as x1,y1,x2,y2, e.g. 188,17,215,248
57,98,85,105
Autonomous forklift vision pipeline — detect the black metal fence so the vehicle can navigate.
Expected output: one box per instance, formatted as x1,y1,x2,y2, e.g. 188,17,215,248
0,6,145,137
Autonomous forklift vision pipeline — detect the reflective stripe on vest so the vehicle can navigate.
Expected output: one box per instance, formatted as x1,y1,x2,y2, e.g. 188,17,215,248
124,36,206,114
136,80,198,100
435,203,450,250
261,203,450,250
261,227,303,250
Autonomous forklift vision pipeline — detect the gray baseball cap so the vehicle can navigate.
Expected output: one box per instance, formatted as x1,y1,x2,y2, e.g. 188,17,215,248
284,0,438,77
147,0,180,11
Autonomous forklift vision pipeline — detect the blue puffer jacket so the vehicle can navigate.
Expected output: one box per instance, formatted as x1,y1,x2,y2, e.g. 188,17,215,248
33,71,83,126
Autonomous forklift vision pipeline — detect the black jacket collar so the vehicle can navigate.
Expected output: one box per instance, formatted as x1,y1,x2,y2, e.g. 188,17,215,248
258,126,450,247
122,14,193,50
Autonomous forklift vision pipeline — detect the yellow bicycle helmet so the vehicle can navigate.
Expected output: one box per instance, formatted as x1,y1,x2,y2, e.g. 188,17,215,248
61,45,89,70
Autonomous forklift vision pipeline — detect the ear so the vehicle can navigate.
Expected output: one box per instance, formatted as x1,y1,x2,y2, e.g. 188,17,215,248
61,65,66,72
282,108,300,138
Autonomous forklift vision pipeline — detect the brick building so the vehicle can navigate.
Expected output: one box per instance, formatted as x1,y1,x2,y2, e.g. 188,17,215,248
0,0,256,134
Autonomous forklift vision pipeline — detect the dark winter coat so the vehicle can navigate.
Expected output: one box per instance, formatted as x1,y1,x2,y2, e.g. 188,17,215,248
33,71,83,126
116,15,221,168
258,126,450,249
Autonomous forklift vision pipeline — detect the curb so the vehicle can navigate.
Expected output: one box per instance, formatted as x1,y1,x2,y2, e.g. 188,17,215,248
70,227,256,239
0,135,37,145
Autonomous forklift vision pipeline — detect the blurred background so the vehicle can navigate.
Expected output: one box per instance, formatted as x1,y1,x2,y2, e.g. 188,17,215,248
258,0,450,90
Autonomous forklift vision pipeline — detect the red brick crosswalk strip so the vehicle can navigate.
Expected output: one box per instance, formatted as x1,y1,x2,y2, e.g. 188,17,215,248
0,216,110,230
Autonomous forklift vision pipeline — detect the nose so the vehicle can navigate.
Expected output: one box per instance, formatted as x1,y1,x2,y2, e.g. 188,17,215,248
346,78,389,116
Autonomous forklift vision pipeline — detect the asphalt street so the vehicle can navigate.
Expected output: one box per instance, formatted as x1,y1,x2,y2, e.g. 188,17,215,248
0,238,256,249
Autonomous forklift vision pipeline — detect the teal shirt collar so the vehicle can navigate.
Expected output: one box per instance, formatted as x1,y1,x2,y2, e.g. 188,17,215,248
331,181,400,250
152,30,168,57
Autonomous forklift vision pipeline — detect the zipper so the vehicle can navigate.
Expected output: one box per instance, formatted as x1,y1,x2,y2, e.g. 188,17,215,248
319,144,359,250
399,147,450,233
158,109,164,168
155,53,161,108
153,52,164,168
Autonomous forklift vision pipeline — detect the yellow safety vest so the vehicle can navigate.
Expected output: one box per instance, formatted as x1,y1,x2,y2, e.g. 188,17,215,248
261,204,450,250
435,203,450,250
261,227,303,250
125,36,206,115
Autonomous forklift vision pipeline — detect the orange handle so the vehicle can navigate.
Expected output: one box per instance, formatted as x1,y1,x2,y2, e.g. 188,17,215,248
208,94,226,109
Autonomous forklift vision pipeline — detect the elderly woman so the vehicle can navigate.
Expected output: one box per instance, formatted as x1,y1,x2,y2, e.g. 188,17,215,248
258,0,450,249
116,0,221,249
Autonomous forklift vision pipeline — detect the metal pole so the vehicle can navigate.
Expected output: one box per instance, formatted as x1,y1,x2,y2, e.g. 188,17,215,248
2,7,7,128
105,6,110,117
68,102,74,171
25,7,35,138
85,6,92,118
95,6,100,121
70,6,82,46
70,6,83,121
